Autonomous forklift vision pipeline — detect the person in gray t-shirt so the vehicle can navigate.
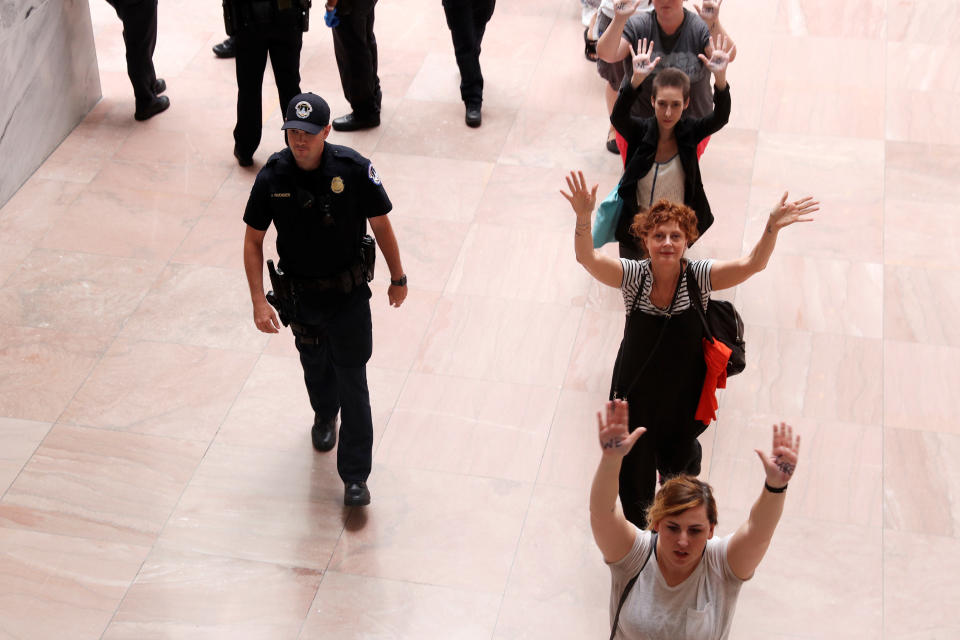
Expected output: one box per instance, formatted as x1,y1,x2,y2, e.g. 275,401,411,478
589,400,800,640
598,0,737,121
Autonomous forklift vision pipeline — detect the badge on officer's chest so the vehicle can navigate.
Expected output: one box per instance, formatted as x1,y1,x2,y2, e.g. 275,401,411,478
331,176,344,194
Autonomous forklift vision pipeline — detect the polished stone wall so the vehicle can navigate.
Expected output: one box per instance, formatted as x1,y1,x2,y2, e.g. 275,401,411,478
0,0,101,207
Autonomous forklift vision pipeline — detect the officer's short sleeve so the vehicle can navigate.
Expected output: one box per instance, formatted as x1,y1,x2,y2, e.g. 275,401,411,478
361,160,393,219
243,171,273,231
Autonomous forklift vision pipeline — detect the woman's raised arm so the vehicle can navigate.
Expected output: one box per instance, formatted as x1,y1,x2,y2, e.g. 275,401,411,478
590,400,646,563
561,170,625,288
726,422,800,580
710,192,819,291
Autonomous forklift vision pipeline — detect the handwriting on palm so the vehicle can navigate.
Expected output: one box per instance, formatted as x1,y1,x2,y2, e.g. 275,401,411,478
698,34,733,74
597,400,645,459
630,39,660,77
694,0,721,26
755,422,799,487
614,0,644,18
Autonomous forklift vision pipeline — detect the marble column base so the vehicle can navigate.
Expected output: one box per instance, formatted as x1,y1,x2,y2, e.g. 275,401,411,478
0,0,101,207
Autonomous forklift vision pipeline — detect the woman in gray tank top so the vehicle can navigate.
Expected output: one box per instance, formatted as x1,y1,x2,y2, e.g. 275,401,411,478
590,399,800,640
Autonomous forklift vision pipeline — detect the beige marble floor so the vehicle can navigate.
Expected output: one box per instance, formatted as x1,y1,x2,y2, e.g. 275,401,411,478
0,0,957,637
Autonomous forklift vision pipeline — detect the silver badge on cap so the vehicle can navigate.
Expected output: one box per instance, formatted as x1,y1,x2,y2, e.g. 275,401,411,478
295,101,313,119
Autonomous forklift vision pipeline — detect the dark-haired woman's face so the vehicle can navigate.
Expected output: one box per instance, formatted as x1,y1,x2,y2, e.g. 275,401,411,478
653,504,714,575
651,86,688,132
644,221,686,265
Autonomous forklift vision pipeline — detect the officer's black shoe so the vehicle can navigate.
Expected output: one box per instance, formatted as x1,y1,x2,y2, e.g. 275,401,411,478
331,112,380,132
213,37,236,59
311,415,338,452
465,104,482,128
344,481,371,507
233,146,254,167
153,78,166,95
134,95,170,121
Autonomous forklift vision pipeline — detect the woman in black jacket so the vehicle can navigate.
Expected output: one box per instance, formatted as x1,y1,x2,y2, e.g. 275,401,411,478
612,36,733,258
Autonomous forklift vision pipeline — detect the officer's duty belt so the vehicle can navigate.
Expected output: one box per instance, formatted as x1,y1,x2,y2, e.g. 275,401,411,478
287,263,365,294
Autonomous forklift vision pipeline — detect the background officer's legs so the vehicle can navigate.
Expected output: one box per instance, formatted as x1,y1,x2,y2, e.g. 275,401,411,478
105,0,160,111
233,32,269,160
332,0,382,119
442,0,496,108
266,29,304,114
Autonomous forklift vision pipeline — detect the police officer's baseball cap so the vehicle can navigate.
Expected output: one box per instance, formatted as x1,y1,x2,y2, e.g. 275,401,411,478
281,92,331,134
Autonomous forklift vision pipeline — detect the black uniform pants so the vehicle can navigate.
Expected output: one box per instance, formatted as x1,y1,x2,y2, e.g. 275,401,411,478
105,0,159,110
332,0,381,117
442,0,496,107
294,293,374,483
619,425,703,528
233,25,303,158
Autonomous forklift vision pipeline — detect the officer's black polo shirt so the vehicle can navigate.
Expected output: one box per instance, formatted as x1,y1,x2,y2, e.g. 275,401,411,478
244,144,392,279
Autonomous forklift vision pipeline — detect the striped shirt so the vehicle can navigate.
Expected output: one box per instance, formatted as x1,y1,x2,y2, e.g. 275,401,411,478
620,258,714,317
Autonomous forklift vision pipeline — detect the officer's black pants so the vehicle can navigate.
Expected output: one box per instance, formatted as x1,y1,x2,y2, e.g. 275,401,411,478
442,0,496,107
332,0,381,117
294,294,374,483
618,424,703,528
233,26,303,158
105,0,158,110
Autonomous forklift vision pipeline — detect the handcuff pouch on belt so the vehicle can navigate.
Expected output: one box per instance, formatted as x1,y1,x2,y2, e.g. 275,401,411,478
264,236,376,326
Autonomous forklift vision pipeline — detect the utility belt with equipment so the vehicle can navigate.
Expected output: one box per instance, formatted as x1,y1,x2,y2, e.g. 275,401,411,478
223,0,312,36
265,234,376,326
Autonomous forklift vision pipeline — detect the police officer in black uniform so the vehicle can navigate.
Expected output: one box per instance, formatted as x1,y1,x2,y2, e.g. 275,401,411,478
104,0,169,120
242,92,407,507
441,0,497,128
323,0,382,131
225,0,310,166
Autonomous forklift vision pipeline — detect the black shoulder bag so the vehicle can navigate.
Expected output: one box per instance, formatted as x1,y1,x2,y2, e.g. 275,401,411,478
684,266,746,376
609,532,658,640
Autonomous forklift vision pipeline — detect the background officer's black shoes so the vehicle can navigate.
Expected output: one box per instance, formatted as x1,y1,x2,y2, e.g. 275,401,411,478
134,95,170,121
332,112,380,132
153,78,166,95
312,416,338,452
212,37,236,59
233,146,254,167
344,481,370,506
465,104,482,128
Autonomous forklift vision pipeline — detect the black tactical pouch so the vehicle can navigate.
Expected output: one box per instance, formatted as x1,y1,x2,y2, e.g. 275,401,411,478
265,259,295,326
360,234,376,282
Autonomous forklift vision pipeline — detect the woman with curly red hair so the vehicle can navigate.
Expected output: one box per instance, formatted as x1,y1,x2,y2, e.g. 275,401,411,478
561,170,817,528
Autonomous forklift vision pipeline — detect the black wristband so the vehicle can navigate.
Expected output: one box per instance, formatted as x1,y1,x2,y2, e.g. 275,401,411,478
390,274,407,287
764,481,787,494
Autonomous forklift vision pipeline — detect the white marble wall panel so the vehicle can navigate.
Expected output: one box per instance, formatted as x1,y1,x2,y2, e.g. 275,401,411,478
0,0,100,207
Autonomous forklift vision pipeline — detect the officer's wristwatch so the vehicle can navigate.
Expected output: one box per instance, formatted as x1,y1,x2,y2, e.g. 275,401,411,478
390,274,407,287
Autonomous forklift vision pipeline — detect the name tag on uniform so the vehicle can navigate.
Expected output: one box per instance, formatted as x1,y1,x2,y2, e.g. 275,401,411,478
271,192,292,198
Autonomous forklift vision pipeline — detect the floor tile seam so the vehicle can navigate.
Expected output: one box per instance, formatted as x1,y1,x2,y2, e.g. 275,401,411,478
313,566,507,597
5,326,130,507
880,5,889,634
486,9,563,177
372,456,539,487
0,522,156,555
431,286,595,309
98,345,277,637
493,258,584,634
40,418,230,445
490,390,567,639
